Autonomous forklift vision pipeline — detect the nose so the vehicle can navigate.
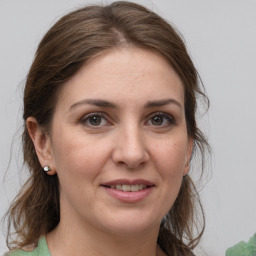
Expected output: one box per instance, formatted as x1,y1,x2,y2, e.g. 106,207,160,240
112,125,149,169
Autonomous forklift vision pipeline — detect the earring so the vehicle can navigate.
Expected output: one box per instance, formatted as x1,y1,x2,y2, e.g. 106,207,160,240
43,165,51,172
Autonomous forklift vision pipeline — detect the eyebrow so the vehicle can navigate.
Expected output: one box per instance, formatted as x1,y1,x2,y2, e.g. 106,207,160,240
70,99,117,110
145,99,182,109
69,98,182,111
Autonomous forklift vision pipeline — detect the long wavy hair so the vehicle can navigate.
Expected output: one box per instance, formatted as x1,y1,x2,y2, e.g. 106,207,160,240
5,2,210,256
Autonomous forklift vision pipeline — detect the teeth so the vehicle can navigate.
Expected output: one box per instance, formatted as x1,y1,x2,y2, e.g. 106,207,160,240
138,184,144,190
122,184,130,191
109,184,147,192
116,184,122,190
131,184,139,192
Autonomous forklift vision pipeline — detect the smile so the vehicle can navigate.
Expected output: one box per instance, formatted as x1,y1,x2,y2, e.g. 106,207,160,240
106,184,148,192
101,179,155,202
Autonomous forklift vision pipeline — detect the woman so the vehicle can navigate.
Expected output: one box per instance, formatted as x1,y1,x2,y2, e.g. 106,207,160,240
5,1,210,256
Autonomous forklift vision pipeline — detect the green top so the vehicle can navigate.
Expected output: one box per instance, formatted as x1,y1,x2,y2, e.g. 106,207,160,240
5,237,51,256
225,234,256,256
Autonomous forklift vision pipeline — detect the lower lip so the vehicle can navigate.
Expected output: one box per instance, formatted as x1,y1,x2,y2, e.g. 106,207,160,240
102,186,154,203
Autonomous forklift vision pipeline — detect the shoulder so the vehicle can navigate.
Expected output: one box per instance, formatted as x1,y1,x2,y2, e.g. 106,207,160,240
4,250,36,256
4,236,51,256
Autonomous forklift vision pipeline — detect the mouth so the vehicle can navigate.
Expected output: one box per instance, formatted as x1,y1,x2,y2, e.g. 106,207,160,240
102,184,151,192
101,179,155,192
101,180,155,202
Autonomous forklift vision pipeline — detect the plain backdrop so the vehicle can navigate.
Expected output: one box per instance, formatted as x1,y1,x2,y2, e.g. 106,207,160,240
1,1,256,255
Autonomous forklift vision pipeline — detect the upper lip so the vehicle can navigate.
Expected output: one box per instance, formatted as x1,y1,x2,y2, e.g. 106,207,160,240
101,179,155,187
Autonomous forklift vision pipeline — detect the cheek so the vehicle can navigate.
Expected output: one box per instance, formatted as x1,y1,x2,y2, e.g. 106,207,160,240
51,128,108,178
151,136,187,206
158,142,186,206
152,136,187,174
51,132,107,203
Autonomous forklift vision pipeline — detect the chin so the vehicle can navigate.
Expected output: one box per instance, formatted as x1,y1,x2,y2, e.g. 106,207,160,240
96,211,161,236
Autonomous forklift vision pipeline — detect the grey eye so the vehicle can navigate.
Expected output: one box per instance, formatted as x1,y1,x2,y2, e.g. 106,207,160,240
88,115,102,126
146,113,175,127
81,113,109,127
151,116,164,126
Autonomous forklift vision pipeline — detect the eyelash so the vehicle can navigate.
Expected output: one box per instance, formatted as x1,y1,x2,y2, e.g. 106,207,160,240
80,112,111,127
146,112,176,127
79,112,175,128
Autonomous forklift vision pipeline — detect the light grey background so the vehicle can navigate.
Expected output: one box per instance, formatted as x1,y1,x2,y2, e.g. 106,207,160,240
1,1,256,255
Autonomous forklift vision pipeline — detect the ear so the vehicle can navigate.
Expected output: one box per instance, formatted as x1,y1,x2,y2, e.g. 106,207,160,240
184,137,194,176
26,117,56,175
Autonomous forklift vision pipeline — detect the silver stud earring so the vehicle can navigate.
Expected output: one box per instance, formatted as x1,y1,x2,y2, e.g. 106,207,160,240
43,165,51,172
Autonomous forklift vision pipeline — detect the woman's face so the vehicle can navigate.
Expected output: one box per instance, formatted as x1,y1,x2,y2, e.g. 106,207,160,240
46,47,192,235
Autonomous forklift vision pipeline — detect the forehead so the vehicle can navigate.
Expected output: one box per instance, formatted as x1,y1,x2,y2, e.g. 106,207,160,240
55,47,184,110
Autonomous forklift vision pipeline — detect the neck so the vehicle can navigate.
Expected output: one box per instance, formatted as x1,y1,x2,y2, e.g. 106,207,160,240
46,193,167,256
46,216,165,256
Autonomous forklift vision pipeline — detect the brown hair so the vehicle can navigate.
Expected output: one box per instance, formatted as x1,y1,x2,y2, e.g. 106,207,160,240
6,1,210,255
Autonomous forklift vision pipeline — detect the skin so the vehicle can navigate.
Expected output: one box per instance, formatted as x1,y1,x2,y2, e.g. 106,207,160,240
27,47,193,256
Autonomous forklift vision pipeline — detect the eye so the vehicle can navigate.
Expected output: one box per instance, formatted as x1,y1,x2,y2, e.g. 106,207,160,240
146,112,175,127
80,113,110,127
151,115,164,126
